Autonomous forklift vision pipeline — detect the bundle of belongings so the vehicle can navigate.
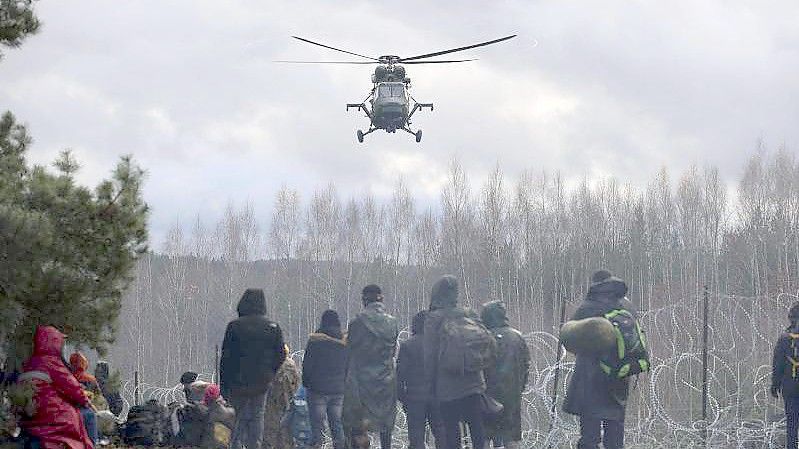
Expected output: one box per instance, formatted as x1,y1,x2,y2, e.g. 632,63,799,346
162,375,235,449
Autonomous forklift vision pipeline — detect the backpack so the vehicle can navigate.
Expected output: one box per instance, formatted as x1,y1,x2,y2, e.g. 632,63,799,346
203,402,235,449
284,386,312,444
123,400,168,446
439,314,496,375
787,333,799,378
598,308,650,379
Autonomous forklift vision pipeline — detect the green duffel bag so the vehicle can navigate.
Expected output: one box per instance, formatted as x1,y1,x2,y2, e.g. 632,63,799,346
559,317,616,355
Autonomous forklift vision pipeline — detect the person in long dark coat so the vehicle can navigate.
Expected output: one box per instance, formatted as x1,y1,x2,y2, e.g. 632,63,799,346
481,301,530,449
771,302,799,449
342,285,399,449
563,271,634,449
220,288,287,449
424,275,496,449
398,310,445,449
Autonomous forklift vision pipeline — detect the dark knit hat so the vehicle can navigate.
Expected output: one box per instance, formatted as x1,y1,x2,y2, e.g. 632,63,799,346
362,284,383,303
591,270,612,284
180,371,198,385
320,309,341,329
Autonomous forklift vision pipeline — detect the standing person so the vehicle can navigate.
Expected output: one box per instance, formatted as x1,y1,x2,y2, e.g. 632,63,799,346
18,326,94,449
221,288,287,449
563,271,634,449
771,302,799,449
303,310,347,449
397,310,445,449
480,301,531,449
264,351,301,449
424,275,497,449
342,285,399,449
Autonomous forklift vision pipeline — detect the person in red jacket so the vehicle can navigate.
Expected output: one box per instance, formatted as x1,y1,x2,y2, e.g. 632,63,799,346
19,326,94,449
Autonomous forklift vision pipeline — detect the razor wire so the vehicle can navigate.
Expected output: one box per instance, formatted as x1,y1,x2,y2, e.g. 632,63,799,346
119,293,798,449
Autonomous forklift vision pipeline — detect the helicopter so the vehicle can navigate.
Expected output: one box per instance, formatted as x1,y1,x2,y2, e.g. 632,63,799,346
278,35,516,143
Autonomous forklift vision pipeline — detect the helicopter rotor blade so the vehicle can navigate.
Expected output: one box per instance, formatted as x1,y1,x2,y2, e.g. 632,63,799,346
291,36,379,61
274,60,379,64
402,59,478,64
399,35,516,62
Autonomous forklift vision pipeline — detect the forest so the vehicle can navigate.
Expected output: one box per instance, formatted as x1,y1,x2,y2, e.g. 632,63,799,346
111,148,799,447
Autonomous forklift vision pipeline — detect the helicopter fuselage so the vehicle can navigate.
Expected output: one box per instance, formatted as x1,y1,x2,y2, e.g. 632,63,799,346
346,63,432,141
371,81,410,132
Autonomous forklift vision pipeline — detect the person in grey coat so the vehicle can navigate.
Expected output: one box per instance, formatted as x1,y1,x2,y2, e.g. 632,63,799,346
481,301,530,449
424,275,495,449
563,271,634,449
342,285,399,449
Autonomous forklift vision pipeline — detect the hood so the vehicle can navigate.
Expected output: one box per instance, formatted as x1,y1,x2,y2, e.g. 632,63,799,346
588,276,628,301
203,383,221,405
430,275,459,310
359,302,398,342
480,300,509,329
411,310,427,335
69,352,89,374
33,326,65,357
237,288,267,317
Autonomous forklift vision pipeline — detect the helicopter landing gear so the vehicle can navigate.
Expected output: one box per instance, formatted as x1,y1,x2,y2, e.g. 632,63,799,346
402,127,423,143
356,127,376,143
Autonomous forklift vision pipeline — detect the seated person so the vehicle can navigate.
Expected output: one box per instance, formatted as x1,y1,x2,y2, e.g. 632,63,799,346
68,352,101,444
180,371,211,403
19,326,94,449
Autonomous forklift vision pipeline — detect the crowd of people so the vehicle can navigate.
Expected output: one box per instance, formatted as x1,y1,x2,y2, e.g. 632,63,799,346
18,269,799,448
210,271,637,449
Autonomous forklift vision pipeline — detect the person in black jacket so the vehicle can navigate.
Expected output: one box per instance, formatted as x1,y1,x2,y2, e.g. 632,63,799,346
303,309,347,449
563,271,633,449
771,302,799,449
398,310,445,449
221,288,287,449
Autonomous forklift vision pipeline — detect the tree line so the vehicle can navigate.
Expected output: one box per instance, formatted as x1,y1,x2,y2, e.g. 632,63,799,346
111,147,799,389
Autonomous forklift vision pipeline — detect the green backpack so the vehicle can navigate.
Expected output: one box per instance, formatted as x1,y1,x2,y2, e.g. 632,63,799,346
599,308,650,379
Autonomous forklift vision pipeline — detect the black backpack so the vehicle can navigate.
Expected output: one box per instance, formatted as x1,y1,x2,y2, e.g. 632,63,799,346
123,400,168,446
598,308,650,379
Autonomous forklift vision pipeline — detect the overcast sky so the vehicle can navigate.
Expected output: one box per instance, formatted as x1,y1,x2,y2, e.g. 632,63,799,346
1,1,797,248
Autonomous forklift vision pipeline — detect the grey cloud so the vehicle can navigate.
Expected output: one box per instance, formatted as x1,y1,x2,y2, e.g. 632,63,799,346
1,0,796,248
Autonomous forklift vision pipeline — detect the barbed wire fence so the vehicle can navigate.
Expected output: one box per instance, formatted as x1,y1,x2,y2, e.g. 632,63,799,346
119,293,798,449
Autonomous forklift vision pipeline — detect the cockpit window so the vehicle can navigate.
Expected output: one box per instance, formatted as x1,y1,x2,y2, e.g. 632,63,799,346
378,83,405,98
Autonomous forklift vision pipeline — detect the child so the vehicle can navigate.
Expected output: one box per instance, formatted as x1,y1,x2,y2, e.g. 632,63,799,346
282,385,312,449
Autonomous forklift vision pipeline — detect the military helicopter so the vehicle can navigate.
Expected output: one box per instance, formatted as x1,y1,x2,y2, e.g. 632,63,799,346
278,35,516,143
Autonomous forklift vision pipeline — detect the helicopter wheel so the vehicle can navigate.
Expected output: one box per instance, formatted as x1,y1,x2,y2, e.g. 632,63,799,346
357,130,364,143
415,130,422,143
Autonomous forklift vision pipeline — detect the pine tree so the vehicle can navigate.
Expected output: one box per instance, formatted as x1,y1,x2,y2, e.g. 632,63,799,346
0,0,40,60
0,112,149,366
